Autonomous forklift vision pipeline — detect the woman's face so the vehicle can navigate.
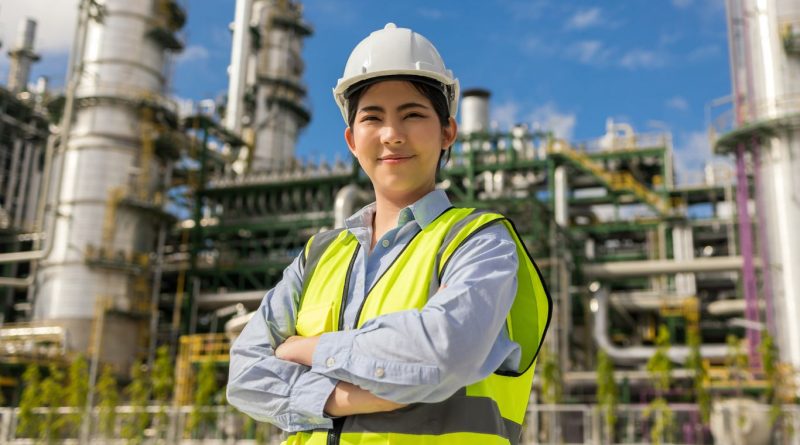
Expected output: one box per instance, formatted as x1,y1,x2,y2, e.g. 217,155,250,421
344,80,457,203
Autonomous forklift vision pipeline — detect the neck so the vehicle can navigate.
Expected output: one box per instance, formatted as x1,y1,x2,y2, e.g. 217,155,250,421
371,186,433,249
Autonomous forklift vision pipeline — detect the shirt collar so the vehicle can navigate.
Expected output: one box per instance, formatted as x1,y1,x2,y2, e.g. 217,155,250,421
343,189,452,230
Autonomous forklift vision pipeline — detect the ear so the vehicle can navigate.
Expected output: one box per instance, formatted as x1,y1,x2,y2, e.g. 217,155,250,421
344,127,357,155
442,117,458,148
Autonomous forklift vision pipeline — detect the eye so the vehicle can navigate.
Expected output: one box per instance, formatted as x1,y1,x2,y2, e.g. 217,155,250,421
359,115,381,123
404,112,426,119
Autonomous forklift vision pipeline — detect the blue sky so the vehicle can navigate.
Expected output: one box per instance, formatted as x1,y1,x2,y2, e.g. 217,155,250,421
1,0,732,184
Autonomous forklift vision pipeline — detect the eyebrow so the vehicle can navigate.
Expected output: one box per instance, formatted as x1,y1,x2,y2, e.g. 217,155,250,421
358,102,430,114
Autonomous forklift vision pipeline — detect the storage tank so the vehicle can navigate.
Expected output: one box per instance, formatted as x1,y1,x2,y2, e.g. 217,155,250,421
33,0,185,371
721,0,800,368
460,88,491,135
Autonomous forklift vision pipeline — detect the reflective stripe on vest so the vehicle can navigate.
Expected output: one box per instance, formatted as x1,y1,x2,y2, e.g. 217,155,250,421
288,207,553,445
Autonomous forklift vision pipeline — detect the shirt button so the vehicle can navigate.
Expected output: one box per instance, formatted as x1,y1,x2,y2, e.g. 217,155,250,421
326,357,335,368
381,239,390,248
375,367,385,378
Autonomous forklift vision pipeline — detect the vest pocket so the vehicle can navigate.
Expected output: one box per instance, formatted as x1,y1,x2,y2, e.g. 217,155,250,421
296,302,337,336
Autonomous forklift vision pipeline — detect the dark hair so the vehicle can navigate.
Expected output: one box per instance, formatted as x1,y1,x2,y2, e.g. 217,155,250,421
345,76,453,171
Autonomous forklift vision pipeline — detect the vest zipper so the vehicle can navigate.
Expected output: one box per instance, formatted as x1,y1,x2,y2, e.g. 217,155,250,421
327,245,359,445
327,417,344,445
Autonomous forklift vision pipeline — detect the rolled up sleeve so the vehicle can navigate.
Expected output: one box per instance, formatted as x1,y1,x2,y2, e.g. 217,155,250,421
227,254,338,432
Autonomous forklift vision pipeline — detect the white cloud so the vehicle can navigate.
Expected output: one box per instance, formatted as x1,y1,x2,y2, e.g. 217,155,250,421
566,40,611,66
687,44,721,61
500,0,549,20
491,100,521,130
417,8,444,20
666,96,689,111
519,35,556,57
565,7,603,30
674,130,714,185
659,31,682,46
177,45,210,64
619,49,667,69
527,102,577,140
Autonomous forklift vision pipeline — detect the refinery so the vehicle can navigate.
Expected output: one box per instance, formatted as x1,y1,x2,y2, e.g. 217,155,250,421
0,0,798,443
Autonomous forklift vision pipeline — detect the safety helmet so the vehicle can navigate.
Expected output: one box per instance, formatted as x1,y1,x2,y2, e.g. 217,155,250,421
333,23,460,125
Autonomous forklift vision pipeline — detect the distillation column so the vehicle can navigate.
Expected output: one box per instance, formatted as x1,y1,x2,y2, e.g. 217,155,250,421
33,0,185,370
6,18,41,93
228,0,312,173
723,0,800,366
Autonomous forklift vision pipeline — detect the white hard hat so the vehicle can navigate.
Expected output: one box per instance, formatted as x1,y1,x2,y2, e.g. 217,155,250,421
333,23,460,124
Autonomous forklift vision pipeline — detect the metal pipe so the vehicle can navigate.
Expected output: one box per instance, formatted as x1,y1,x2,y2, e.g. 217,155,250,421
583,256,752,278
554,165,568,227
4,140,22,213
13,141,33,227
610,292,694,311
735,144,761,368
708,298,765,316
752,147,776,336
593,287,728,364
225,0,253,135
334,184,373,228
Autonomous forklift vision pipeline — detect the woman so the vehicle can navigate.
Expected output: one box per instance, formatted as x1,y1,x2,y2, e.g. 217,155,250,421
227,23,552,445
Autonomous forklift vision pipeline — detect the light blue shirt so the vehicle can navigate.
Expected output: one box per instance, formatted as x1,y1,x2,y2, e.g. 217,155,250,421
227,190,521,432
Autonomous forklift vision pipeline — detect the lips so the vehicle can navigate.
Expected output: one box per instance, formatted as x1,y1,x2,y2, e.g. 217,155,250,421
377,154,415,161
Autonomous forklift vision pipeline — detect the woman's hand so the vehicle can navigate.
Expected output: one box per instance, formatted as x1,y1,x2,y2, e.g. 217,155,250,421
324,382,408,417
275,335,320,366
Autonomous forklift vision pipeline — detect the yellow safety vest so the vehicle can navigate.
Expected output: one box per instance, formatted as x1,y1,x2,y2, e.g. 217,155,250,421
284,207,552,445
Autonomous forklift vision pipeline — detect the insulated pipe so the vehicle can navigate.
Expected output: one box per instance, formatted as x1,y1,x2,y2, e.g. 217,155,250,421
610,292,694,311
583,256,751,278
224,0,253,135
334,184,373,228
593,287,728,364
554,165,568,227
708,299,765,316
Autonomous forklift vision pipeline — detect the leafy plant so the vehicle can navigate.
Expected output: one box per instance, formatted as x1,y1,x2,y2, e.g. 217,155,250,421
645,325,673,445
151,345,174,440
96,364,119,438
540,345,562,404
40,364,67,443
686,327,711,424
187,359,219,438
759,332,797,441
596,350,618,443
16,364,42,438
65,355,89,436
121,360,150,444
725,334,749,387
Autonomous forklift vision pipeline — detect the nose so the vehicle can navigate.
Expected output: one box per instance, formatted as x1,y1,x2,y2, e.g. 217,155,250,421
379,118,405,146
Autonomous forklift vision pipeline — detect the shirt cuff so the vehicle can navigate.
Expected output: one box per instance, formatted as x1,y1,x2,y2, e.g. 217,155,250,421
311,329,440,390
312,330,357,375
286,371,338,430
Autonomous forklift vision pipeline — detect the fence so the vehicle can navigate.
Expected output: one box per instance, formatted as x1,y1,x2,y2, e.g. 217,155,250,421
0,403,798,444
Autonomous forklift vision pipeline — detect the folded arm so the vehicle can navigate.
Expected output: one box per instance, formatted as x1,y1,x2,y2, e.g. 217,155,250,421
227,253,407,431
280,224,521,405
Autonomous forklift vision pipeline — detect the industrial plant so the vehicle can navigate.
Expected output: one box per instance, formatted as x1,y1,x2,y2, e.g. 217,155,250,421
0,0,797,443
